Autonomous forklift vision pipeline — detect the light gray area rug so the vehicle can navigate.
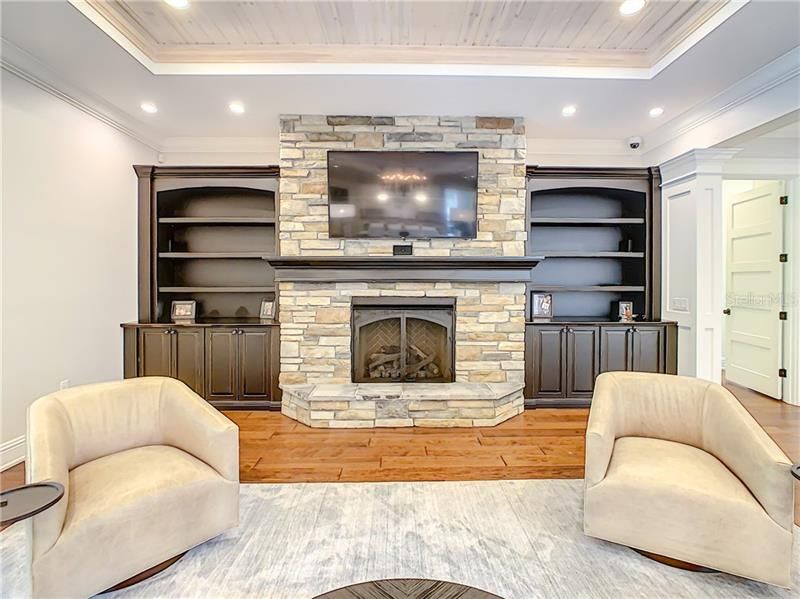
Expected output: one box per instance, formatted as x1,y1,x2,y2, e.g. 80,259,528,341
1,480,797,598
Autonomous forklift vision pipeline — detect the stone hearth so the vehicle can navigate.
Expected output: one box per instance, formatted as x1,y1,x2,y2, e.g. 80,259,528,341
281,382,524,428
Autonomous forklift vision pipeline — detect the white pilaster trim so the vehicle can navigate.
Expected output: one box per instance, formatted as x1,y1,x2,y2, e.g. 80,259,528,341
660,148,739,383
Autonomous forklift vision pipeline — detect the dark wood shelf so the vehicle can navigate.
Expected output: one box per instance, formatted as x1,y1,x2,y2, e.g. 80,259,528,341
530,217,645,226
159,252,270,259
158,286,275,293
530,285,645,292
158,217,276,225
529,317,677,325
532,251,644,258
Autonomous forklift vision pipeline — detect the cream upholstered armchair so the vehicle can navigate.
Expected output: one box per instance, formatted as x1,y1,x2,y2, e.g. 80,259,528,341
26,377,239,599
584,372,794,588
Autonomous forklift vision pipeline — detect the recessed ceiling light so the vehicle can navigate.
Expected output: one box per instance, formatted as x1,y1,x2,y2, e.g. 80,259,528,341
649,107,664,118
140,102,158,114
229,101,245,115
619,0,646,16
164,0,190,9
561,105,576,117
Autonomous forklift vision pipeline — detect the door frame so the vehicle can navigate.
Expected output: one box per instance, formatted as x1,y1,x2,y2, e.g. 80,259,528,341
722,173,799,405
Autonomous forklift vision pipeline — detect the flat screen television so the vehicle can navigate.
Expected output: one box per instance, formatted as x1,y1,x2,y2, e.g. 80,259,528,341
327,151,478,239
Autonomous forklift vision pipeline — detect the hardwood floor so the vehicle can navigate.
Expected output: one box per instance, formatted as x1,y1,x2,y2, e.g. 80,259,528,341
231,408,588,484
2,380,798,525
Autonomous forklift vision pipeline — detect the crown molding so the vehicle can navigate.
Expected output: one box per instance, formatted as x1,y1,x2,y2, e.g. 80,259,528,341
660,148,742,186
68,0,746,80
647,1,748,77
1,38,161,151
644,47,800,165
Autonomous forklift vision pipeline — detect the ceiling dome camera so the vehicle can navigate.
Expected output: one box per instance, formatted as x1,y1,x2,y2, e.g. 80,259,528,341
628,136,642,150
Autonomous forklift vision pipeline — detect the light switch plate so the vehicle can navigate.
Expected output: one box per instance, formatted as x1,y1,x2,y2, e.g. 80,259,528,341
670,297,690,312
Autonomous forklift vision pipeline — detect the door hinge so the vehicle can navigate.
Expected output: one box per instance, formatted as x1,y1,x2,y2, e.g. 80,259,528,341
779,311,788,320
779,253,788,263
779,368,787,378
779,195,788,205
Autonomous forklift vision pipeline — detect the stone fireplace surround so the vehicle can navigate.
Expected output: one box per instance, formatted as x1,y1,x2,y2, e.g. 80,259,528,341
271,257,539,427
276,114,532,427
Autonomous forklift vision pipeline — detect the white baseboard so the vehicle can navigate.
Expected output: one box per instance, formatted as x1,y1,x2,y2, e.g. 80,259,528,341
1,435,26,471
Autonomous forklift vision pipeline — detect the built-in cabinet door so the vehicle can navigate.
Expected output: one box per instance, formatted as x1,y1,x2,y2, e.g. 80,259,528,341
531,326,566,398
139,328,172,377
206,328,237,401
174,328,205,396
565,326,599,398
600,327,631,373
631,326,665,373
239,329,271,400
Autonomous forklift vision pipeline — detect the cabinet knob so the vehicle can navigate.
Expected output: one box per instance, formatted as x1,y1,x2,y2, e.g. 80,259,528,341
164,329,170,335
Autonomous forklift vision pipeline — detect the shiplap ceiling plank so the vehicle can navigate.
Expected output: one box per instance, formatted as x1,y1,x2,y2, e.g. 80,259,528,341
82,0,734,68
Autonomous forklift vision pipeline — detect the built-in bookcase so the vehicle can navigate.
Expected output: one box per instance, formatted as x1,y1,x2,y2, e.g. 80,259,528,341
526,168,661,322
134,167,279,323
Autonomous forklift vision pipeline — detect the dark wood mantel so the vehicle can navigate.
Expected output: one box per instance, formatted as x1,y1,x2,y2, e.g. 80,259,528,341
265,256,543,283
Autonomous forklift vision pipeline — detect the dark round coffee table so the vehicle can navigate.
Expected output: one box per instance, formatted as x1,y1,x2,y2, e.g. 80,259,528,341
314,578,504,598
0,482,64,526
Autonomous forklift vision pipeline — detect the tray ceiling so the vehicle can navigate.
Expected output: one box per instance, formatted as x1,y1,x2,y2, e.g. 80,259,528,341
75,0,741,75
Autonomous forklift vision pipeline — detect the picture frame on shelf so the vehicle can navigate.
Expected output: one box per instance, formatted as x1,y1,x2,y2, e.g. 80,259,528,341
259,299,275,323
611,300,636,322
171,300,196,324
532,293,553,321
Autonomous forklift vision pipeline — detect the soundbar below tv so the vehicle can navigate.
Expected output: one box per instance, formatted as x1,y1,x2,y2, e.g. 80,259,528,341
328,151,478,239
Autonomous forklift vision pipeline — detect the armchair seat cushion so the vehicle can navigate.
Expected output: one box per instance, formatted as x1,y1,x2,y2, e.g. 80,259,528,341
584,436,793,586
33,445,238,598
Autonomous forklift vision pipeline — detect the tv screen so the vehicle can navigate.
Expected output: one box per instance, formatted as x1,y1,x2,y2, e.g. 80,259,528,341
327,151,478,239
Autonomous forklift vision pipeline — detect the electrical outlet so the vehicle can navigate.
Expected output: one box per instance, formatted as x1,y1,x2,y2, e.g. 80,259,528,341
59,379,70,390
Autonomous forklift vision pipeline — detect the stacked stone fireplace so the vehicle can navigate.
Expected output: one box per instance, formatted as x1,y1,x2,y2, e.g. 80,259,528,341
276,114,531,428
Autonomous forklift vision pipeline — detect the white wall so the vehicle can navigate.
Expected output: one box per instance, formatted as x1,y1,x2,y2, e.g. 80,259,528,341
1,71,157,468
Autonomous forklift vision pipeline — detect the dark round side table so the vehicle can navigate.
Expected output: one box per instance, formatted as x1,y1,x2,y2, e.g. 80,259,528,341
792,464,800,481
0,482,64,526
314,578,504,599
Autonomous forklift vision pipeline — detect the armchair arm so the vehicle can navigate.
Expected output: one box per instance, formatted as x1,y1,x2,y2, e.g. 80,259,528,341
159,379,239,482
584,373,620,488
26,396,73,558
702,385,794,532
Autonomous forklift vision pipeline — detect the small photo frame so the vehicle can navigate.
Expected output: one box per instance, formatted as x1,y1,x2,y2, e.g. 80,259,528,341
532,293,553,321
259,299,275,322
171,300,196,324
612,300,636,322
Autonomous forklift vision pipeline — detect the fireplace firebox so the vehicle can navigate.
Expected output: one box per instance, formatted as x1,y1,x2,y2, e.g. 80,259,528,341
351,298,455,383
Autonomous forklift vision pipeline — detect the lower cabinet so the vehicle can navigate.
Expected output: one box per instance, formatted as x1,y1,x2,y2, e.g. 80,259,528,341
206,327,274,405
138,327,204,396
526,321,677,405
527,325,600,402
123,323,280,409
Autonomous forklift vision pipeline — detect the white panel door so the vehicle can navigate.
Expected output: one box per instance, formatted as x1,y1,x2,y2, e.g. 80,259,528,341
724,182,785,398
